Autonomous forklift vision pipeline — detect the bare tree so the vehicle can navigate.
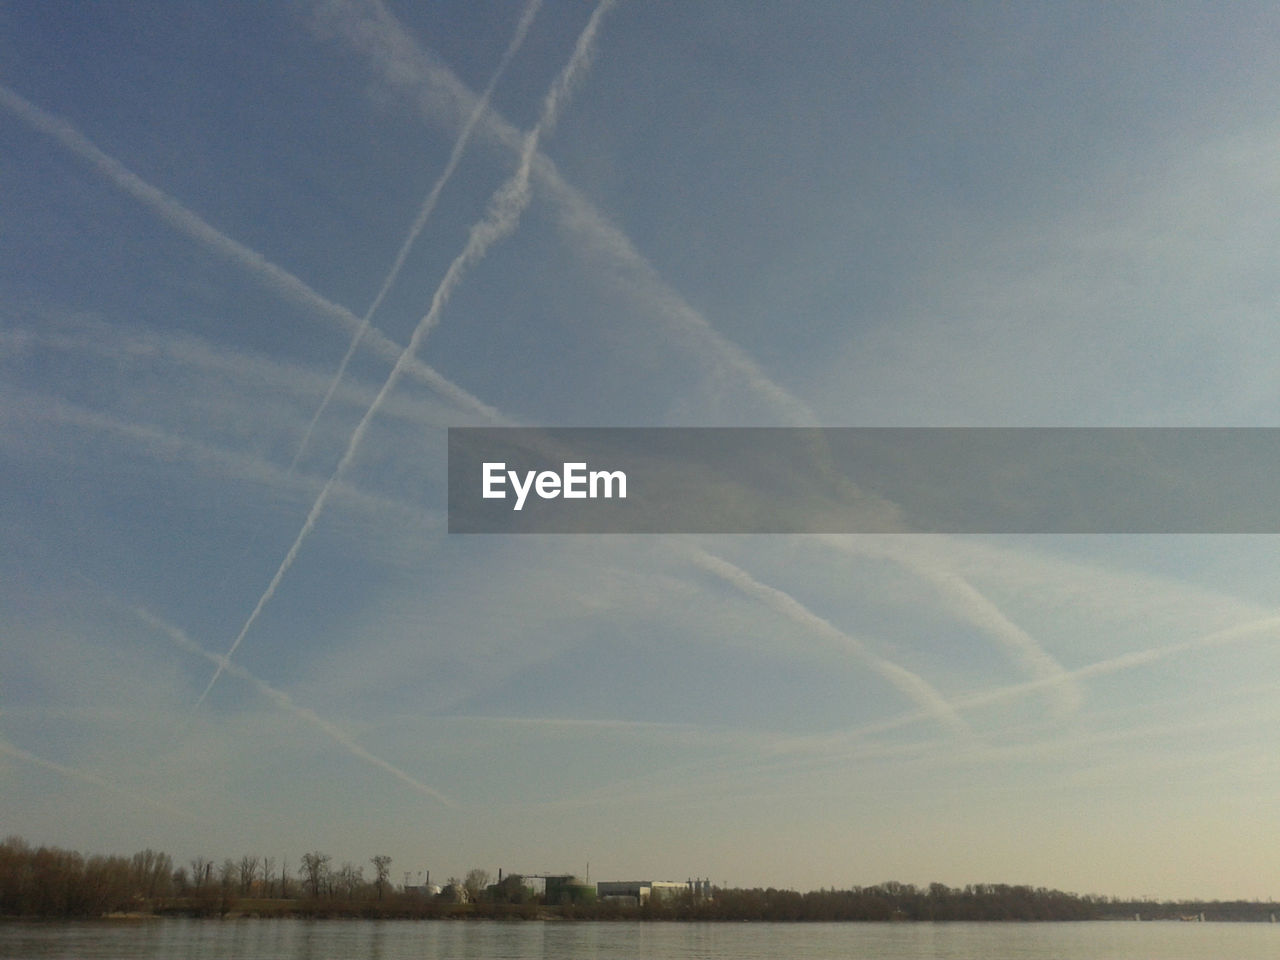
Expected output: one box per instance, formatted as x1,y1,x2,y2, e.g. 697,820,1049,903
463,868,491,901
130,849,173,899
300,851,331,899
334,862,363,900
371,855,392,901
238,855,259,895
189,857,212,892
261,857,276,897
217,859,238,916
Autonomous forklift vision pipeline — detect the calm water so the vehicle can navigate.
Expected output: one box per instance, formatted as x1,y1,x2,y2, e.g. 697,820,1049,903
1,919,1276,960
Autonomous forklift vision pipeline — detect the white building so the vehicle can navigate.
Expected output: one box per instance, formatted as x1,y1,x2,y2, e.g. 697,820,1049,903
596,878,711,904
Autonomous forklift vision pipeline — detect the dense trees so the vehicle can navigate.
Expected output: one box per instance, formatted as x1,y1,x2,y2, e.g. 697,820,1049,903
130,849,173,899
0,837,147,917
2,835,1278,922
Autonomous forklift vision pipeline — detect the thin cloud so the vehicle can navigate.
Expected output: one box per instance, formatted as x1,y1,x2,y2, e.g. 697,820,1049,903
956,611,1280,714
316,0,820,426
686,546,970,737
130,605,454,808
0,733,204,824
0,315,459,436
290,0,542,471
541,615,1280,811
196,0,615,707
823,535,1083,716
0,82,505,424
4,386,440,532
780,609,1280,761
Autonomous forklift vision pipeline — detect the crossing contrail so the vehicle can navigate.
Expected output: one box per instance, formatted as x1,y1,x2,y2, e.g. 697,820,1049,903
133,605,453,807
0,81,504,425
772,609,1280,760
317,0,820,426
687,546,970,737
549,610,1280,808
955,612,1280,714
196,0,615,707
823,535,1083,716
289,0,542,471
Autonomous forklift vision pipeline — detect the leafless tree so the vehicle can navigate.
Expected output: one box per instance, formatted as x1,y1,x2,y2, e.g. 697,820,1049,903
371,855,392,900
335,862,363,900
130,849,173,898
189,857,212,892
464,868,491,900
238,855,259,895
261,857,276,897
300,851,331,899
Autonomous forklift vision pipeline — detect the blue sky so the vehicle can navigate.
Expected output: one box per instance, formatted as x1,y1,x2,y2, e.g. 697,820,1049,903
4,0,1280,899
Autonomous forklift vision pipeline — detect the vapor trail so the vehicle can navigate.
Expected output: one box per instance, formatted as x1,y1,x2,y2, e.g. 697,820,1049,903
289,0,542,471
133,606,453,807
6,386,439,531
824,536,1083,716
687,546,970,737
318,0,819,426
774,610,1280,761
0,82,503,424
956,612,1280,714
557,612,1280,809
2,315,457,436
197,0,615,707
0,733,203,823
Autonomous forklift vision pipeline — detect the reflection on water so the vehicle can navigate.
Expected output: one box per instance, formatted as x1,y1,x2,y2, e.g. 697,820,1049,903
0,919,1276,960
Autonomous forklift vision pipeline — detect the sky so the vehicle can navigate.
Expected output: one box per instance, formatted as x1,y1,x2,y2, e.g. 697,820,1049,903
3,0,1280,901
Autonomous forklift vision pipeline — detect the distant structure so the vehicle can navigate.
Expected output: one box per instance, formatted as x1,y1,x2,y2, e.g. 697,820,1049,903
542,874,594,904
597,878,711,905
438,880,469,903
402,870,441,897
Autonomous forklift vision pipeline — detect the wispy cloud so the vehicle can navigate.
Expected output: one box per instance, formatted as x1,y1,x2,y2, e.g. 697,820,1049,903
314,0,819,426
953,611,1280,715
131,605,454,808
773,607,1280,763
290,0,542,471
0,82,504,424
0,313,460,440
532,613,1280,813
2,385,440,532
686,546,970,737
0,732,204,824
823,535,1082,716
196,0,615,707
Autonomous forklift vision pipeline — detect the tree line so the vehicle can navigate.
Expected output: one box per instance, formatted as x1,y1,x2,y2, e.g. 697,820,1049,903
0,836,385,918
605,883,1280,923
3,836,1276,921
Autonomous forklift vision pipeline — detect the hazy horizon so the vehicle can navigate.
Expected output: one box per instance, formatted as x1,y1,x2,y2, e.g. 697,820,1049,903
4,1,1280,902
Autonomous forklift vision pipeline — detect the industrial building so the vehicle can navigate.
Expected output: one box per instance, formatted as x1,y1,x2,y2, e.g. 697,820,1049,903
596,878,711,905
542,875,594,904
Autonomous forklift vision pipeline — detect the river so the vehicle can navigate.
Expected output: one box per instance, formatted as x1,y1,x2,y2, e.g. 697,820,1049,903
1,919,1276,959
